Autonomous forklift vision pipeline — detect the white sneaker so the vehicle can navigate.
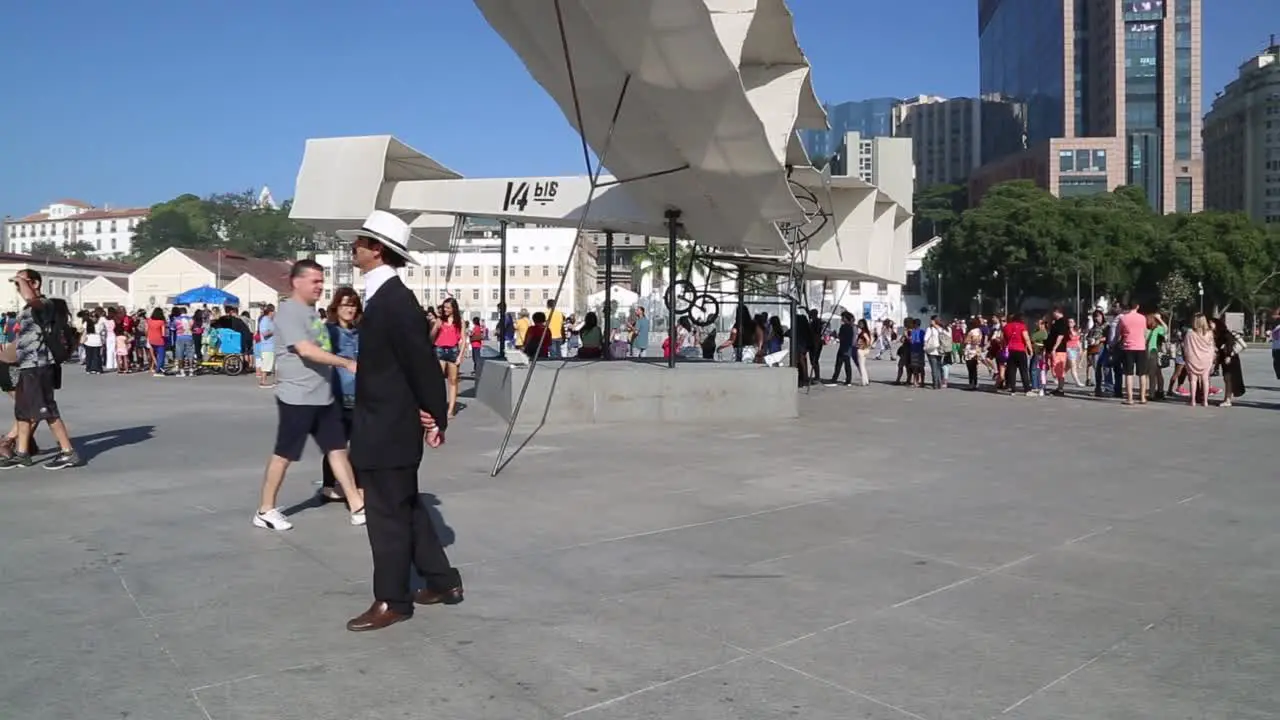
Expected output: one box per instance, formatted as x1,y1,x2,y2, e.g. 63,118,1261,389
350,508,367,527
1026,390,1038,397
253,508,293,531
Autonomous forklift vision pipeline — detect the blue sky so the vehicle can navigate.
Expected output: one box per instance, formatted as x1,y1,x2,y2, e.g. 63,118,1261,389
0,0,1272,218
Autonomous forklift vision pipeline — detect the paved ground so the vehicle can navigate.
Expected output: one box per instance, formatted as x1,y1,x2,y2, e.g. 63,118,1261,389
2,352,1278,719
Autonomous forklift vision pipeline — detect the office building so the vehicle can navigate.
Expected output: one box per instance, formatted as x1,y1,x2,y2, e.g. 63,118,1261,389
1203,40,1280,225
3,199,148,258
800,97,899,164
827,132,915,212
970,0,1203,213
892,96,983,189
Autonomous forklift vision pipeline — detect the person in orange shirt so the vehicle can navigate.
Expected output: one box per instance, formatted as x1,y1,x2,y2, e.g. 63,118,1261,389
546,299,565,358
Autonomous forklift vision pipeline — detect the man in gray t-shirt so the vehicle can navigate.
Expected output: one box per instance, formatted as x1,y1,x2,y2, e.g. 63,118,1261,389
273,299,334,406
254,260,366,532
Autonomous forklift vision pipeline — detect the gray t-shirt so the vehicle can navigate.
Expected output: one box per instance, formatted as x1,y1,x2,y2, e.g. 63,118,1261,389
16,304,54,370
273,300,334,406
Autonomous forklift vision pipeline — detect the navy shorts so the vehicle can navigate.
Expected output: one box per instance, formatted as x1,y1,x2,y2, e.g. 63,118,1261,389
273,400,346,462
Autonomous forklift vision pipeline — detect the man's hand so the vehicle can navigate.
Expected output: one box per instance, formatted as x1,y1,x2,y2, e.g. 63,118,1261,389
419,410,436,430
343,358,357,374
425,427,445,448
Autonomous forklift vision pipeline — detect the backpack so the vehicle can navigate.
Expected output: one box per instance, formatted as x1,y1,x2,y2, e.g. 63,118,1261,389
38,298,76,365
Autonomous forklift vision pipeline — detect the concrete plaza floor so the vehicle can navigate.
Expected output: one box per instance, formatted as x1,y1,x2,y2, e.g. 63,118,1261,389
2,351,1277,719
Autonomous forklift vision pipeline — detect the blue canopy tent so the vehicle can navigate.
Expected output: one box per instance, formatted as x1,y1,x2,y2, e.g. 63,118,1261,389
172,285,240,306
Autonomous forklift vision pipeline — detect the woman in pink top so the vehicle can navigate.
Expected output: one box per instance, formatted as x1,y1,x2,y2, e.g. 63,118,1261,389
432,298,465,418
1065,318,1083,386
1181,313,1215,407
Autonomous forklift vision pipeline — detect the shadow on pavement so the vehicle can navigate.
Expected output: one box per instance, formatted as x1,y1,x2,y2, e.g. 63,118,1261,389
76,425,155,462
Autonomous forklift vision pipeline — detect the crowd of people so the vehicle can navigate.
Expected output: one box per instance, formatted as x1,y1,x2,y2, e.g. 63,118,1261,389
849,303,1255,407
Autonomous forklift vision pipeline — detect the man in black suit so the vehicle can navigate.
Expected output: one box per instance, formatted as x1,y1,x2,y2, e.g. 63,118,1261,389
339,211,463,632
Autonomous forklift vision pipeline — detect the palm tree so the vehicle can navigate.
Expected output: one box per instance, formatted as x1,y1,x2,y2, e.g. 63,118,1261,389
632,240,697,293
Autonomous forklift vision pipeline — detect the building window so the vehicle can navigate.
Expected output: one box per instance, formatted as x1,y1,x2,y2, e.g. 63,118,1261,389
491,267,499,277
110,221,117,232
509,267,516,276
508,289,516,300
523,289,531,300
111,239,117,250
491,289,499,300
1176,177,1193,213
541,289,550,300
439,289,448,299
472,266,479,277
511,245,519,253
472,289,480,301
95,222,102,233
542,265,550,277
95,240,101,250
406,267,414,277
438,266,446,277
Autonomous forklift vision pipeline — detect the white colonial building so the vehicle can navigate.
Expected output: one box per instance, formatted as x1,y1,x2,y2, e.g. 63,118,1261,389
3,199,148,259
314,226,597,321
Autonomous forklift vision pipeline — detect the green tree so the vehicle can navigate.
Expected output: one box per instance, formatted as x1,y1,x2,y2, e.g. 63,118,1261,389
1156,211,1270,316
129,193,218,260
913,183,968,246
129,191,312,262
924,180,1066,313
28,241,61,259
62,241,97,260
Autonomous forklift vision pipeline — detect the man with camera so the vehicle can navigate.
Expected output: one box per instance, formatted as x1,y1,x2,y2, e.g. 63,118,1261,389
0,270,80,469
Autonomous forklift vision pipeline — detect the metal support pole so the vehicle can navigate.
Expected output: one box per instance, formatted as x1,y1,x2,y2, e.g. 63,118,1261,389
1075,269,1080,322
498,220,508,360
736,267,746,362
1090,264,1096,309
1003,277,1009,315
936,272,943,316
603,231,614,356
665,210,680,369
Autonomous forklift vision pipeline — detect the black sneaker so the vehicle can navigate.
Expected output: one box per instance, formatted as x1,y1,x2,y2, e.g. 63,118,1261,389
0,453,33,469
43,451,81,470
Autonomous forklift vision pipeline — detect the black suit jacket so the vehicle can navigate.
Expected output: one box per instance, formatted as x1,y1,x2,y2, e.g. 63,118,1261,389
349,275,448,471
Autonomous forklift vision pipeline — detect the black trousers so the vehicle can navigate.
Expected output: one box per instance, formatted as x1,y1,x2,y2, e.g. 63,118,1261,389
966,358,979,387
831,350,852,384
1007,350,1031,392
809,345,823,379
361,466,460,615
321,406,355,490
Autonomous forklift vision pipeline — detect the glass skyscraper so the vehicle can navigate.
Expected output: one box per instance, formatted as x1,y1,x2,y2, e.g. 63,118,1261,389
971,0,1203,213
800,98,900,162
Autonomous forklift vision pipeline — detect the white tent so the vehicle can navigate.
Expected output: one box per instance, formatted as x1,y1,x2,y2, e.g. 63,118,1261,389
471,0,826,251
587,285,640,310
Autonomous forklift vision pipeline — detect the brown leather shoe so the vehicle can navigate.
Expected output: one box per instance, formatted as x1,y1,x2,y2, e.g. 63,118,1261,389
346,601,411,632
414,586,464,606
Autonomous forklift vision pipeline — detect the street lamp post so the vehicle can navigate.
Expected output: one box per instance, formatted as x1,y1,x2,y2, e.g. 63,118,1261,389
936,272,943,316
1198,281,1205,314
1075,268,1081,321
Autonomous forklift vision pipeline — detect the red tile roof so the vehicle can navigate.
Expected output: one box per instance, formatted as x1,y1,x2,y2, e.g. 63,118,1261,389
0,252,134,272
52,199,92,208
177,248,293,295
9,206,148,224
